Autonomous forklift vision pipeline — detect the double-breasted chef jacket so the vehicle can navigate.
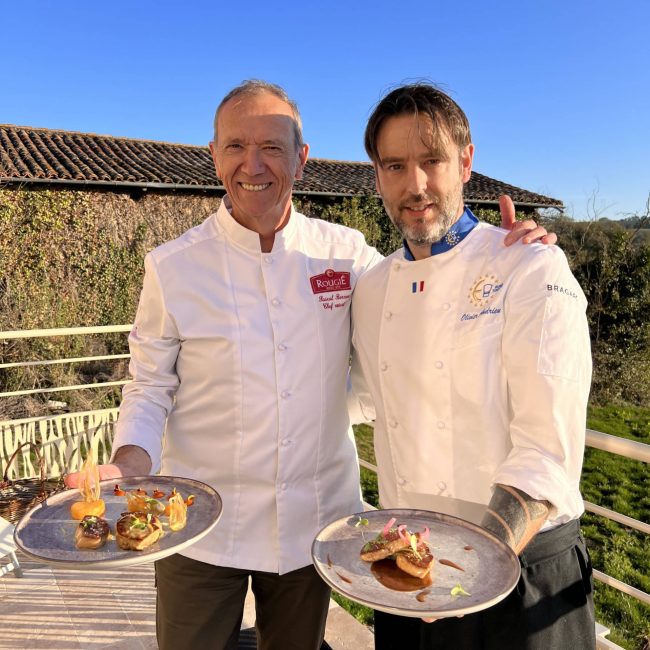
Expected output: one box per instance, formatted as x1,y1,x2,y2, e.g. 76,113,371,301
113,197,381,574
351,213,592,529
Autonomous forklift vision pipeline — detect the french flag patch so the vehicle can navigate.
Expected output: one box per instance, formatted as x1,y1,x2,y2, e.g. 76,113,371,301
412,281,425,293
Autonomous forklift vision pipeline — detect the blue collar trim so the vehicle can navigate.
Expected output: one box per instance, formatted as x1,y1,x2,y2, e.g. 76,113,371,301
403,207,478,261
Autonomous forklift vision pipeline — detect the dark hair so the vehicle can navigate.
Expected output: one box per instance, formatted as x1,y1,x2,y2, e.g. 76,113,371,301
214,79,304,148
364,83,471,162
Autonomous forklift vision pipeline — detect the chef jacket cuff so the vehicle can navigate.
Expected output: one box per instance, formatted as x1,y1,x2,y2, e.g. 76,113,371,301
494,462,583,523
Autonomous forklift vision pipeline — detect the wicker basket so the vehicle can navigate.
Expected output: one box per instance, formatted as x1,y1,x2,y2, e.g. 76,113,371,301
0,442,66,524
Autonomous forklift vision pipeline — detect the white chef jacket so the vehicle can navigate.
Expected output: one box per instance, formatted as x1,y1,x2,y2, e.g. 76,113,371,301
113,197,381,573
351,221,591,529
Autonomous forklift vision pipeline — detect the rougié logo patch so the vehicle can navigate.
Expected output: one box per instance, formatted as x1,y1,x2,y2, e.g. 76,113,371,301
310,269,351,294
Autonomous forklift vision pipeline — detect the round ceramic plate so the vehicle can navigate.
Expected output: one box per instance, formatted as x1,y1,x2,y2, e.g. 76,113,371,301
14,476,222,569
312,508,520,618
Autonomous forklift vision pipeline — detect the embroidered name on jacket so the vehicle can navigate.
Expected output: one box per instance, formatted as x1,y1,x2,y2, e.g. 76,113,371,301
310,269,351,294
547,284,578,299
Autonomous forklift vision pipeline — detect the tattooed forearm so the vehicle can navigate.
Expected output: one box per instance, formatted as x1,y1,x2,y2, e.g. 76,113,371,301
481,484,550,554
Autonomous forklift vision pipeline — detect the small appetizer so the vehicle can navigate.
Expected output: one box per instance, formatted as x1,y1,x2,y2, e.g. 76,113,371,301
126,490,166,516
395,540,434,579
361,518,434,579
360,518,412,561
116,511,163,551
70,454,105,520
113,484,195,523
75,515,110,550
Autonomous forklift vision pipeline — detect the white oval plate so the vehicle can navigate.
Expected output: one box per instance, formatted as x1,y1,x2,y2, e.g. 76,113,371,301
312,508,520,618
14,476,222,569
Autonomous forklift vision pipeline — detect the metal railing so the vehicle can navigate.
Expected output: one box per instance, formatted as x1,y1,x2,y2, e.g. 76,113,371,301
2,325,649,649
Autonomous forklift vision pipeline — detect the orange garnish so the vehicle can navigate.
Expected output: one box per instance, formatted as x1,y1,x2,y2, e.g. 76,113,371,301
152,489,165,499
71,499,105,520
113,484,126,496
185,495,195,506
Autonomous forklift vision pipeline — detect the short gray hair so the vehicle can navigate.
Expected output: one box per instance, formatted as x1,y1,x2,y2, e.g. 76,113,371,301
213,79,304,148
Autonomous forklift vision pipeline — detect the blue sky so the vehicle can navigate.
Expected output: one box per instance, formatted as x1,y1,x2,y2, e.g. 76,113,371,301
4,0,648,220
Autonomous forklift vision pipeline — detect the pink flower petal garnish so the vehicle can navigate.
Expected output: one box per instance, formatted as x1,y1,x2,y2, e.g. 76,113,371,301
382,517,397,537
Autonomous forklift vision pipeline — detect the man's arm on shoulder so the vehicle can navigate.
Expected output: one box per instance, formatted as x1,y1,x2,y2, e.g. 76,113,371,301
499,195,558,246
482,484,550,554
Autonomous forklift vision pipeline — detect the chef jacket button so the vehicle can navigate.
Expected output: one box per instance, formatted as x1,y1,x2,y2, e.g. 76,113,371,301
271,298,281,306
380,362,388,371
281,439,290,446
264,256,273,264
384,311,392,320
438,481,447,490
437,421,445,429
281,482,287,490
388,419,398,428
277,343,287,351
435,360,443,369
281,390,290,398
398,477,407,486
442,303,451,310
393,263,401,271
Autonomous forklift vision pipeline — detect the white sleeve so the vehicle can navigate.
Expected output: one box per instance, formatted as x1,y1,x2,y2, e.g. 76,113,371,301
346,346,376,425
495,246,592,521
111,253,180,473
347,240,382,424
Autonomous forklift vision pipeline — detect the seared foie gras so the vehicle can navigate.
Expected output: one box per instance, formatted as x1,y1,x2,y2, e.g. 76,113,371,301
75,515,110,549
116,511,163,550
360,528,410,561
395,542,434,579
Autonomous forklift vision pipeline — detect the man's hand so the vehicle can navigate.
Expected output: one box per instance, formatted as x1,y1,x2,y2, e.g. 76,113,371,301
499,195,557,246
64,445,152,488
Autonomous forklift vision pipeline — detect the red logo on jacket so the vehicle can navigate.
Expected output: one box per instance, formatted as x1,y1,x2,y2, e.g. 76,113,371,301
310,269,351,294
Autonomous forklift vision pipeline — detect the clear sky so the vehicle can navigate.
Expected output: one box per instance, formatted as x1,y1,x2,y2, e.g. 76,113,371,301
3,0,648,220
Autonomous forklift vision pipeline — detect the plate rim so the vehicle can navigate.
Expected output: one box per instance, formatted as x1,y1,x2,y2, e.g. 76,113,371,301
311,507,521,618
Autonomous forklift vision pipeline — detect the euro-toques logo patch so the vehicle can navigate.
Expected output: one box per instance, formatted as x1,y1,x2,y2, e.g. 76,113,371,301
310,269,351,294
468,274,503,308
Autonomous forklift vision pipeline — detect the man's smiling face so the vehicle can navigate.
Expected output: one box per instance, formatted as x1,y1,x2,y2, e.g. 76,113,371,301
210,91,308,232
374,112,473,247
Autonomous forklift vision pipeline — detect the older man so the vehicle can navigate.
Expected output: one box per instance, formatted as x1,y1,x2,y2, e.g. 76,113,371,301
351,83,595,649
67,80,551,650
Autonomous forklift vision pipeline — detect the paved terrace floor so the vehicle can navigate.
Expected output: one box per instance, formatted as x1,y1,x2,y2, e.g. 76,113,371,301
0,550,373,650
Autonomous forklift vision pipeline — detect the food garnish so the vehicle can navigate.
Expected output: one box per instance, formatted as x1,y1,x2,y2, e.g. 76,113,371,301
70,454,105,519
168,491,188,531
450,583,471,597
361,519,434,580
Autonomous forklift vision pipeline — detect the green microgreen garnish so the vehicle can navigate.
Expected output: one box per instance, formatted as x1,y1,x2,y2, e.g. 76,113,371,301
450,583,471,597
354,515,369,542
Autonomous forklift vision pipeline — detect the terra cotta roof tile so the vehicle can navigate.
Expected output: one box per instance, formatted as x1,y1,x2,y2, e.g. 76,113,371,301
0,125,562,208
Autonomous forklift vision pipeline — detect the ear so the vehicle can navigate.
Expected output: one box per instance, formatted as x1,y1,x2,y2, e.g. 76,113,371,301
294,143,310,180
209,141,222,179
460,143,474,183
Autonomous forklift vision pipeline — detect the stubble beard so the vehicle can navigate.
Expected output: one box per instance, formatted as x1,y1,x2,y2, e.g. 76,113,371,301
388,186,464,247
